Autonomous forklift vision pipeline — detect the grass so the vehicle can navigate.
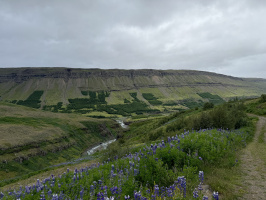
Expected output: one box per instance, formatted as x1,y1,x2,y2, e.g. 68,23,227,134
0,102,122,183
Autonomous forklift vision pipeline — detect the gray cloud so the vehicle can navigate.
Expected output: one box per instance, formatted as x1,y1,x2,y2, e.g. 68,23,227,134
0,0,266,78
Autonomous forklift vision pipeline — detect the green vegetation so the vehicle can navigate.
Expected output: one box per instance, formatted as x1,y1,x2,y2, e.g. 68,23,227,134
181,98,204,109
81,91,89,96
203,102,214,110
16,91,44,109
0,96,262,199
197,92,225,105
245,95,266,116
142,93,163,105
259,94,266,103
0,103,121,185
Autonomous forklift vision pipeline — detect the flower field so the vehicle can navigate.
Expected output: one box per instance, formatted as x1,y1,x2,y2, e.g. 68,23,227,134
0,127,253,200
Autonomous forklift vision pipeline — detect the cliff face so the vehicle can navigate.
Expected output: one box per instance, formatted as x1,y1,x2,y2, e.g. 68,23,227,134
0,68,266,110
0,67,242,83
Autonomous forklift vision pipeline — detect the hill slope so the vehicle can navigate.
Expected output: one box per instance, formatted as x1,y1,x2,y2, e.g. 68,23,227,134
1,68,266,116
0,102,121,182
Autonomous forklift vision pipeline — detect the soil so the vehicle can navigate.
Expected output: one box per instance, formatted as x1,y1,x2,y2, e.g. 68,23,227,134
240,116,266,199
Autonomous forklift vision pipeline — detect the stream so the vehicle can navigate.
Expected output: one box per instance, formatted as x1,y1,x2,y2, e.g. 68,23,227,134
87,139,116,155
86,119,127,155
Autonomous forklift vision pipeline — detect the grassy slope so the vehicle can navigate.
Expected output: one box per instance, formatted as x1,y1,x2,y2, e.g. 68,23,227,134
0,102,121,184
0,99,259,199
1,69,266,110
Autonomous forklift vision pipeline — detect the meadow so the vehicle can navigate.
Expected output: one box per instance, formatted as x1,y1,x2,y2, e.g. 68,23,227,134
1,94,266,199
0,97,259,199
0,126,253,199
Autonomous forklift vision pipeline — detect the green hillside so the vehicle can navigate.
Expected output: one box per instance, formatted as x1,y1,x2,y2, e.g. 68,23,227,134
1,68,266,117
0,102,122,184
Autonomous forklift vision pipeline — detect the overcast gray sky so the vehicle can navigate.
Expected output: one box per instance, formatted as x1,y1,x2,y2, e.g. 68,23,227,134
0,0,266,78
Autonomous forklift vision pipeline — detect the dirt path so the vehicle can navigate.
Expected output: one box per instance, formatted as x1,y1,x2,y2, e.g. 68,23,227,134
240,115,266,199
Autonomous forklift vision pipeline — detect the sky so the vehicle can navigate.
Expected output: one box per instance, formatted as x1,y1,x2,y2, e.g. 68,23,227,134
0,0,266,78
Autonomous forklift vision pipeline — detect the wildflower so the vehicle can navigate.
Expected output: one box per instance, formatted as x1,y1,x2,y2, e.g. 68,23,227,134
199,171,204,183
80,189,84,199
154,185,160,197
125,195,130,199
198,183,203,191
193,188,198,198
105,197,114,200
134,191,141,200
213,191,219,200
51,194,59,200
202,195,208,200
110,186,118,195
97,192,104,200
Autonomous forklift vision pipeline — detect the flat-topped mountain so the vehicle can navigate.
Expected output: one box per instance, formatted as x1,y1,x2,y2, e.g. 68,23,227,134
1,68,266,116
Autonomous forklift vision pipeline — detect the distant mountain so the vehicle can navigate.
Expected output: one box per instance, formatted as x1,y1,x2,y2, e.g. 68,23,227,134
1,68,266,116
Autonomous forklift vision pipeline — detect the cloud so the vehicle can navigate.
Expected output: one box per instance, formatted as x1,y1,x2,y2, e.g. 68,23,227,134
0,0,266,78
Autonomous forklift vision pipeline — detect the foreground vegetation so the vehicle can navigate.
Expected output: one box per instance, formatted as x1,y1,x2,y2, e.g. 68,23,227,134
0,103,122,186
0,126,253,199
0,98,259,199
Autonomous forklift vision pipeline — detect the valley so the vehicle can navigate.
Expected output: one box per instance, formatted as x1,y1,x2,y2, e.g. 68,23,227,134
0,68,266,199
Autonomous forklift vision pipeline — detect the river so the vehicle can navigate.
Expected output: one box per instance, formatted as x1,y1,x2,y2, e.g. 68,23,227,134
86,119,127,155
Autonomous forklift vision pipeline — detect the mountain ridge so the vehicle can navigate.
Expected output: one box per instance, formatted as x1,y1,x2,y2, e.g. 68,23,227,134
1,67,266,116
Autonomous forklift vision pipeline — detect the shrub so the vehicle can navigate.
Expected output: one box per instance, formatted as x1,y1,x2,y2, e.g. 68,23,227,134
203,102,214,110
259,94,266,103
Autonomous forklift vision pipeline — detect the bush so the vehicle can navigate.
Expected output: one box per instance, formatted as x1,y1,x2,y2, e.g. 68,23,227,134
203,102,214,110
259,94,266,103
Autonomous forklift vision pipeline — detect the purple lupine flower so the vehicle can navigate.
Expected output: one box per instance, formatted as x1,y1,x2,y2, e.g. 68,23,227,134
134,169,139,176
51,194,59,200
125,195,130,199
199,171,204,183
198,183,203,191
213,191,219,200
111,164,115,171
202,195,208,200
90,185,95,196
162,140,165,148
193,188,198,198
25,186,30,194
134,191,141,200
154,185,159,197
178,176,186,198
146,189,150,194
166,187,173,197
98,180,103,185
199,157,203,161
97,192,104,200
0,192,4,198
80,189,84,199
104,186,108,197
110,186,118,195
151,194,156,200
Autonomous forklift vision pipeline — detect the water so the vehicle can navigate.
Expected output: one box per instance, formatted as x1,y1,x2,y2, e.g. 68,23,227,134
87,139,116,155
116,119,128,129
86,119,127,155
